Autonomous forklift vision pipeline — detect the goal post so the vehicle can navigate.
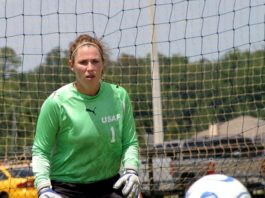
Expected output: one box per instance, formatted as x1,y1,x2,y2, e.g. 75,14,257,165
148,0,164,145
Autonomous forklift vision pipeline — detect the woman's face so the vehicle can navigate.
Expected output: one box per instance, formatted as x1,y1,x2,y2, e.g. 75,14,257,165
70,45,104,95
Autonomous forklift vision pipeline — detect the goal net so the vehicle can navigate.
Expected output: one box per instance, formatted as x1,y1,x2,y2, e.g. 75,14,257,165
0,0,265,196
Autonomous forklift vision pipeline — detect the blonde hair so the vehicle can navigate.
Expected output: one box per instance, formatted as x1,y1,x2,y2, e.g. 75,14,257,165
69,34,105,63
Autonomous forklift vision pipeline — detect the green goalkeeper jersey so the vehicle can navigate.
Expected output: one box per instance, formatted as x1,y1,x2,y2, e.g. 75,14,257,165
32,81,139,188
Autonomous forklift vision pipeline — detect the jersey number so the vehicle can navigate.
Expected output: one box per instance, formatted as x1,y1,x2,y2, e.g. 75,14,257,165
110,126,116,143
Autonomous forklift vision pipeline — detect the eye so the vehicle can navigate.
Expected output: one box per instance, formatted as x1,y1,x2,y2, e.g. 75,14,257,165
79,60,88,66
91,59,100,65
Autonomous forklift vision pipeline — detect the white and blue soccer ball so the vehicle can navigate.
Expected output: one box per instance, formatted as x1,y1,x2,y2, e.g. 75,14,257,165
185,174,252,198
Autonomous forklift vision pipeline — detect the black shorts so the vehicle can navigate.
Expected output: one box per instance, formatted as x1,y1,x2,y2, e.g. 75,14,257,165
51,174,125,198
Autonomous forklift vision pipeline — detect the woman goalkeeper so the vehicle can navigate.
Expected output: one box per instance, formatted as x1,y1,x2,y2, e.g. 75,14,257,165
32,34,140,198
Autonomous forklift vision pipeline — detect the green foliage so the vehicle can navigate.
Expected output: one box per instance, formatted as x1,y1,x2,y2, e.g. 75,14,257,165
0,45,265,156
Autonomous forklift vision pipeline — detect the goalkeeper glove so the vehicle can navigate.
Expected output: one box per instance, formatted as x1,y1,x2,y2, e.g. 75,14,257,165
113,169,141,198
38,187,62,198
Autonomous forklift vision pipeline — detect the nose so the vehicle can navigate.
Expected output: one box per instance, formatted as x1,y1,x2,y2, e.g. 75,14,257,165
86,61,94,70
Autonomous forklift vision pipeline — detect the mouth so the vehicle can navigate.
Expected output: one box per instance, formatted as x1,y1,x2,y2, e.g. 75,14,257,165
85,74,95,80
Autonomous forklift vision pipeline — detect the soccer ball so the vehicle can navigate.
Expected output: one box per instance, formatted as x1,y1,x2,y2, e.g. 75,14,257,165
185,174,251,198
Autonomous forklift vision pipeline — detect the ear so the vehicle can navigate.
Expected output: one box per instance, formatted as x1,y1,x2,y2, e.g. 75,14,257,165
69,60,74,71
101,65,105,76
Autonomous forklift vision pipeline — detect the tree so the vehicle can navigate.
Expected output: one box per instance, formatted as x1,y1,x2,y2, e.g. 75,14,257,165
0,47,21,79
0,47,22,157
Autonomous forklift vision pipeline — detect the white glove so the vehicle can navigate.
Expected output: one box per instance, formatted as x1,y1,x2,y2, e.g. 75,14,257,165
38,187,62,198
113,170,141,198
